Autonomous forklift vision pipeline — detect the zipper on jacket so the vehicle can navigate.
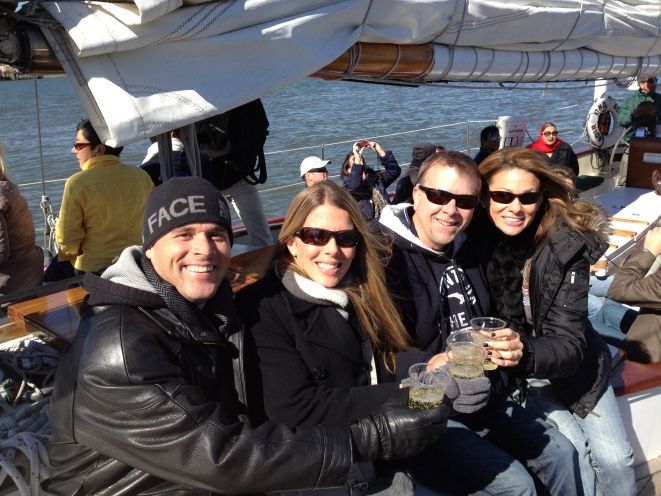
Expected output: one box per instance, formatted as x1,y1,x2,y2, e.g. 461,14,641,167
570,271,575,284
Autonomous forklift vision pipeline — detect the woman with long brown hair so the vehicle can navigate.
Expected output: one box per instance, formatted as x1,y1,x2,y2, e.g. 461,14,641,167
477,147,635,496
236,181,467,494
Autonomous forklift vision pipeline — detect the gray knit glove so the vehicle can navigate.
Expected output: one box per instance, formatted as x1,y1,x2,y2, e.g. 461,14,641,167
402,365,491,414
434,366,491,414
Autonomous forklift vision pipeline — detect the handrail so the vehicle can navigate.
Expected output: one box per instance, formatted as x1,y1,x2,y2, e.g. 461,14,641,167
19,105,595,235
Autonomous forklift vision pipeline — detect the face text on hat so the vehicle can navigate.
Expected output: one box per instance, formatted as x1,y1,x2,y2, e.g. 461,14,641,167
147,195,207,234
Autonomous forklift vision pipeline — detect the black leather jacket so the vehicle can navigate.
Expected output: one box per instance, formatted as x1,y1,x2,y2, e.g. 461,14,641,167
44,248,353,495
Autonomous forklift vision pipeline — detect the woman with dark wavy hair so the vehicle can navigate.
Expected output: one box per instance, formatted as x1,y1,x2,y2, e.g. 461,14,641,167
477,147,635,496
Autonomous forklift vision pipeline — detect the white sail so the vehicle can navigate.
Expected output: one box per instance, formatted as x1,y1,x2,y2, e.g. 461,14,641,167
33,0,661,145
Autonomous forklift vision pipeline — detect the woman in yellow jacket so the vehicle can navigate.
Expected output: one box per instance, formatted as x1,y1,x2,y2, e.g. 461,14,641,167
56,120,153,274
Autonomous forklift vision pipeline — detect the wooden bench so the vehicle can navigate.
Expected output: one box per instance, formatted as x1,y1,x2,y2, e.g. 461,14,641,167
611,359,661,396
5,285,88,348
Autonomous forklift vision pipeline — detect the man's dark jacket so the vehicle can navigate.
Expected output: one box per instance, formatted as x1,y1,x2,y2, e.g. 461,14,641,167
377,204,491,380
44,247,353,495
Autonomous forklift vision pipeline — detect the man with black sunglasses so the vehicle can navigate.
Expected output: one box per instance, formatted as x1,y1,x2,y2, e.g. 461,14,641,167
377,150,581,495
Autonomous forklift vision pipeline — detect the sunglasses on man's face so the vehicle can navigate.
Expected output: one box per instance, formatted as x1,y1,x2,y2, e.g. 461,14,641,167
294,227,359,248
417,185,479,209
489,190,542,205
542,131,558,137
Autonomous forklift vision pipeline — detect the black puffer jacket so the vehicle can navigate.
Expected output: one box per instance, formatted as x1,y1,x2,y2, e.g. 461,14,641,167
485,219,611,418
44,247,353,495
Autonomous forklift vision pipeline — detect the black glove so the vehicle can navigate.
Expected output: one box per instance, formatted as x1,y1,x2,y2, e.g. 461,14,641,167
434,366,491,414
350,394,448,461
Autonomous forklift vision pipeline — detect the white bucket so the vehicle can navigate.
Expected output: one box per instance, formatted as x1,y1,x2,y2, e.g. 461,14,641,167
496,116,528,148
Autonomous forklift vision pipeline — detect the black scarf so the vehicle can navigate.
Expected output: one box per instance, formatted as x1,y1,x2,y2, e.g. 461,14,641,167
140,254,238,339
486,234,535,335
484,226,538,404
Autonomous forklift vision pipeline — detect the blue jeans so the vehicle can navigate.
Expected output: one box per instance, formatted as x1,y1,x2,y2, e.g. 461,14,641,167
407,397,582,495
589,275,614,298
525,379,636,496
587,275,614,321
589,299,638,347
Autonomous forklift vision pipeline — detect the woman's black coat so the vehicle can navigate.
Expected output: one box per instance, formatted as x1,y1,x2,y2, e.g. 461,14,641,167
236,270,397,429
483,218,611,418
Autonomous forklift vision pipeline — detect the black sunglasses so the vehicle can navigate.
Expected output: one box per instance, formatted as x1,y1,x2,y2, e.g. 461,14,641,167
542,131,559,137
489,190,542,205
417,185,479,209
73,142,93,150
294,227,359,247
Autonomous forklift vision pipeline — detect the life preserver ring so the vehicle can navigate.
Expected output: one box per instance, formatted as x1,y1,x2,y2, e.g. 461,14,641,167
586,96,624,149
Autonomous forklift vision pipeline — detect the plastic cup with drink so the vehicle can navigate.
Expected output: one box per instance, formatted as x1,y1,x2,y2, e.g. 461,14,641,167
446,330,485,379
470,317,507,370
407,363,446,410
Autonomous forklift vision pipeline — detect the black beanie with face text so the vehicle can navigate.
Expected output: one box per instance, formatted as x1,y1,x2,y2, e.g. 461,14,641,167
142,176,232,250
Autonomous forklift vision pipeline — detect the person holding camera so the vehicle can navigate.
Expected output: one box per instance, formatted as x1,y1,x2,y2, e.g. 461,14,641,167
341,140,401,221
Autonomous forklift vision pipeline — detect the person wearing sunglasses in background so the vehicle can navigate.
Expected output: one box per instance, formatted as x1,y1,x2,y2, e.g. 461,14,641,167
378,150,581,495
475,147,636,496
527,122,579,176
55,119,153,275
236,180,475,495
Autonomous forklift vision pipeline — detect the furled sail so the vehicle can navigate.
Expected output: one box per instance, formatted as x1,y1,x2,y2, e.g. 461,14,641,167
11,0,661,145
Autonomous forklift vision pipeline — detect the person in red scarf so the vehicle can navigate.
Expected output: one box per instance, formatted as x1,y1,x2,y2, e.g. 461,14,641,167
527,122,579,175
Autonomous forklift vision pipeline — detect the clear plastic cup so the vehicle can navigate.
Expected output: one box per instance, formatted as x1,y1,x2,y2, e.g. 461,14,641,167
447,342,485,379
470,317,507,370
407,363,445,410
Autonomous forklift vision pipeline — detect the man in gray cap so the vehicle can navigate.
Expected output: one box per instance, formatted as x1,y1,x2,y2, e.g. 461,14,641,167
45,176,448,495
618,72,661,141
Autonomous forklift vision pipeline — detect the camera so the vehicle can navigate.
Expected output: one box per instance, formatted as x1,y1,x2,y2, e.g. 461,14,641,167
357,140,370,148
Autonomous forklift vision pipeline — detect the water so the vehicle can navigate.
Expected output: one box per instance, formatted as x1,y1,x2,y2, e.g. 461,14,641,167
0,76,634,243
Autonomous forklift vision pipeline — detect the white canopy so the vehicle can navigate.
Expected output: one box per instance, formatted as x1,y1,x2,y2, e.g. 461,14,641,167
37,0,661,145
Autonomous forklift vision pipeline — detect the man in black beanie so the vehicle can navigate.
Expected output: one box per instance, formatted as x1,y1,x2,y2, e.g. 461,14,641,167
45,176,448,495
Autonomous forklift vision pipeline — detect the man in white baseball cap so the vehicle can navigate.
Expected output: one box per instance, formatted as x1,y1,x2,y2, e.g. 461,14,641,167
300,156,330,187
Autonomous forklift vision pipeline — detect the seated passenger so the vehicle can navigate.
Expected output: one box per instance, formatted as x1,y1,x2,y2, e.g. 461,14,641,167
45,177,445,495
527,122,579,175
478,147,636,496
379,149,582,495
341,141,400,220
0,142,43,295
606,226,661,363
236,181,488,494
